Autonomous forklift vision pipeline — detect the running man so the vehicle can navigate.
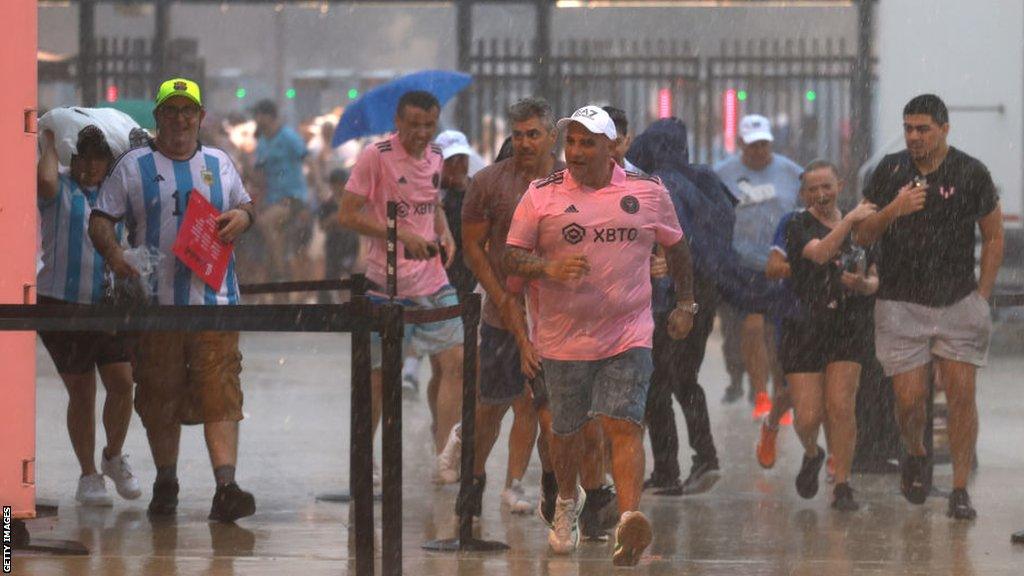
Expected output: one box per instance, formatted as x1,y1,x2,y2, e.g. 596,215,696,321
505,105,695,565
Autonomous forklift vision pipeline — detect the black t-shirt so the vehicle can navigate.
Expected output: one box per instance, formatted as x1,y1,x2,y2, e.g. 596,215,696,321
862,147,998,307
786,210,866,315
441,185,477,294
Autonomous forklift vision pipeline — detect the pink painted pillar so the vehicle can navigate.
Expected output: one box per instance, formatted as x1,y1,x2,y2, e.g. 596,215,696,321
0,0,38,519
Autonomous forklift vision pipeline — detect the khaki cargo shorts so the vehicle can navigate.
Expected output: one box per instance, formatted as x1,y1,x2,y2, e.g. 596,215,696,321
874,292,992,377
133,331,244,426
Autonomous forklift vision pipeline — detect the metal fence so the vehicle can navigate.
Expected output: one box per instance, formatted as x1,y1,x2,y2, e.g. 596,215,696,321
83,37,206,103
465,36,863,169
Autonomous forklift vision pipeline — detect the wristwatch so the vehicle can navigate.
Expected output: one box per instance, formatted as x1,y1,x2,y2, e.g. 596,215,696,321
675,301,699,315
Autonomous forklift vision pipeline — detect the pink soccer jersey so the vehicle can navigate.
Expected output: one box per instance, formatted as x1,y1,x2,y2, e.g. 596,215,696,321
506,164,684,361
346,133,449,297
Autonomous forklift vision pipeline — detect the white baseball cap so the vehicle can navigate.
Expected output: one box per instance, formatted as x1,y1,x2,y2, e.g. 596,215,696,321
556,105,618,140
434,130,474,159
739,114,773,144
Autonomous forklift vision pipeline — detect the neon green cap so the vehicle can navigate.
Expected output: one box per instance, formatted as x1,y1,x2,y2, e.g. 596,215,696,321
155,77,202,108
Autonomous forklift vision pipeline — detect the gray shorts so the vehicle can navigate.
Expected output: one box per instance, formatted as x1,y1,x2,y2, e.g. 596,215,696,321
874,292,992,377
369,286,464,368
542,348,653,436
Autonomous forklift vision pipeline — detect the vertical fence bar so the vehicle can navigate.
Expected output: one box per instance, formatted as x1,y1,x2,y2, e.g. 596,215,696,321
380,301,404,575
350,296,375,576
386,201,398,299
457,292,481,544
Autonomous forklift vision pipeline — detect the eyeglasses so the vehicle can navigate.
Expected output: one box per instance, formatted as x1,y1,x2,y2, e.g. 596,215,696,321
158,104,201,120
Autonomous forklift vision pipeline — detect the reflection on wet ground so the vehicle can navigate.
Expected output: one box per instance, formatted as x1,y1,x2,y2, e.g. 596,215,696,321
14,329,1024,575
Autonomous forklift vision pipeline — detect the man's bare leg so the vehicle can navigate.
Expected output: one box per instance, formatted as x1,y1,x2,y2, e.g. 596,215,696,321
742,314,770,399
936,359,978,490
506,393,538,486
431,346,464,454
892,365,931,457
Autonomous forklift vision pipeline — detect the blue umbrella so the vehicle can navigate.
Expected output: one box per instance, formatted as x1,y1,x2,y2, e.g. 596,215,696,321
331,70,473,147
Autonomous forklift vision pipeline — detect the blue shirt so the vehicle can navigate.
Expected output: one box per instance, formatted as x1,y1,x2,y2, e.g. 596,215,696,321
714,154,802,270
256,125,308,206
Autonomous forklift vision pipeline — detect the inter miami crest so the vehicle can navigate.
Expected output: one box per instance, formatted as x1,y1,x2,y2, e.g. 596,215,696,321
620,195,639,214
396,201,410,218
562,223,586,245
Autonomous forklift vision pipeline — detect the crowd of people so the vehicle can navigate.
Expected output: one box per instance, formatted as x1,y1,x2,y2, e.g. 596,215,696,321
36,72,1003,567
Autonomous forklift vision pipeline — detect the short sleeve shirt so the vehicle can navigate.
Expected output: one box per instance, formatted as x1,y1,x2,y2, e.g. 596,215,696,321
862,148,998,307
462,157,565,328
506,164,684,361
94,144,250,305
771,210,800,257
346,134,448,298
714,154,802,270
255,126,309,206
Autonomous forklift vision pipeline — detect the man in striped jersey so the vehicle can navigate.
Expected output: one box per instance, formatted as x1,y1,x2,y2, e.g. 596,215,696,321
89,78,259,522
37,124,141,507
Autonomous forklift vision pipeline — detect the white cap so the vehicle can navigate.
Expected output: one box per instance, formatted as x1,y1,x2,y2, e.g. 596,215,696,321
556,105,617,140
739,114,773,144
434,130,473,159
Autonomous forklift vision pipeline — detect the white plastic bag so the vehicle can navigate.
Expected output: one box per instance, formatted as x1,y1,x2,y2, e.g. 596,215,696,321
38,107,142,165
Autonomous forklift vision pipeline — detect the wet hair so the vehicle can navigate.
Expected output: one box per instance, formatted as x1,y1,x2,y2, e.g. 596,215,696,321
799,159,840,187
903,94,948,126
328,168,349,185
507,97,554,131
397,91,440,117
602,106,628,137
75,125,113,161
251,99,278,119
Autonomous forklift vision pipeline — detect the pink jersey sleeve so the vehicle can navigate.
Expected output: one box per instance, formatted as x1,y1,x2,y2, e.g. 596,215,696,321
505,187,540,250
345,145,381,202
653,186,685,247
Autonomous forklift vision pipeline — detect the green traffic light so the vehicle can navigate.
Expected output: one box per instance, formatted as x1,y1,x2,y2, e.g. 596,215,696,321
347,88,359,100
235,88,247,99
805,90,817,102
737,90,748,102
286,88,297,100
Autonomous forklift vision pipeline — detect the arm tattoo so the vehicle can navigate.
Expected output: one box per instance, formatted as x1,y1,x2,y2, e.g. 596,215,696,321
664,240,694,302
502,246,548,279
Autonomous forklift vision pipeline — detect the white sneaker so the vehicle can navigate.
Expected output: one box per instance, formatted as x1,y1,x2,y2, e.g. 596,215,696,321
76,473,113,507
548,485,586,554
101,453,142,500
435,424,461,485
501,480,533,514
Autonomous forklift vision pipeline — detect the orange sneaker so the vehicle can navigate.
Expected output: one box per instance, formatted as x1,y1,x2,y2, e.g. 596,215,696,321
756,419,778,469
779,410,794,426
752,392,772,420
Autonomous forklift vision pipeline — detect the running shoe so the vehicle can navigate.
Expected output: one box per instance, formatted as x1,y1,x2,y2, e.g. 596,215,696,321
756,419,778,469
947,488,977,520
900,454,930,505
779,410,794,426
642,473,679,491
612,511,653,567
826,455,836,484
752,392,773,420
209,482,256,523
148,479,179,517
548,485,585,554
832,482,859,512
501,479,533,514
101,452,142,500
434,424,461,485
677,458,721,495
795,445,826,499
721,385,744,404
76,473,112,507
579,484,618,540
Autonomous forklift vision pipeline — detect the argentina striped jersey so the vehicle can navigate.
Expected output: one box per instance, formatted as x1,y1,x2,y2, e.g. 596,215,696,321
38,169,120,304
95,144,251,305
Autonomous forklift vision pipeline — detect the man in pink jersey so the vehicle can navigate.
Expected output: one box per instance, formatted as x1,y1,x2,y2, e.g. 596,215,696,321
338,91,464,481
505,105,696,565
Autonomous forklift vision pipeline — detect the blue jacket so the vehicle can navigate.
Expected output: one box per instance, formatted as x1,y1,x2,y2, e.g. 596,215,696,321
626,118,795,316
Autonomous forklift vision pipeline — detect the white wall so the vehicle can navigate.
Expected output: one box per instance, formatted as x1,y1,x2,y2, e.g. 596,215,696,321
875,0,1023,221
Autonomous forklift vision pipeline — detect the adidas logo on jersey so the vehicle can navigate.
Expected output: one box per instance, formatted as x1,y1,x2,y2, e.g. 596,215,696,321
398,176,408,184
153,174,165,183
564,204,579,213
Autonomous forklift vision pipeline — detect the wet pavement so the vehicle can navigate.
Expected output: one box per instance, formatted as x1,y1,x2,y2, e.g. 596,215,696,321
13,324,1024,575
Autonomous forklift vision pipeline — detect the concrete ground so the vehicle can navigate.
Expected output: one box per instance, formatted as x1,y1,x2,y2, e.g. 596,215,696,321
12,322,1024,575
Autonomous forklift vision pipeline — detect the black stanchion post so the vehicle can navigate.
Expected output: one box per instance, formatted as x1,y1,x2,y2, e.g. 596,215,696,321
379,302,404,576
386,202,398,299
422,292,509,553
350,296,376,576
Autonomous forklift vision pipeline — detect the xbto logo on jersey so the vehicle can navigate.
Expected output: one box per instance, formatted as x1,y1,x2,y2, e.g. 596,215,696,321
620,195,639,214
594,228,639,242
562,223,586,245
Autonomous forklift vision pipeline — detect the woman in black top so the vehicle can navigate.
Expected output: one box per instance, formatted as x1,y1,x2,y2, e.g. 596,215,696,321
780,160,878,511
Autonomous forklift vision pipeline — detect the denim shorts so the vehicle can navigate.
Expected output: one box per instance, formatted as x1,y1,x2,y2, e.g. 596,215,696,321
542,347,653,436
369,285,464,368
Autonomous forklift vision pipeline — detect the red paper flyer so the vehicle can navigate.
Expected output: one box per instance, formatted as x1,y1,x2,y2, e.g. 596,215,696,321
171,191,232,291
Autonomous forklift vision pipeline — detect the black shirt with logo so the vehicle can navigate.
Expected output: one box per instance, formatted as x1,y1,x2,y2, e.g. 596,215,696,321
862,148,998,307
